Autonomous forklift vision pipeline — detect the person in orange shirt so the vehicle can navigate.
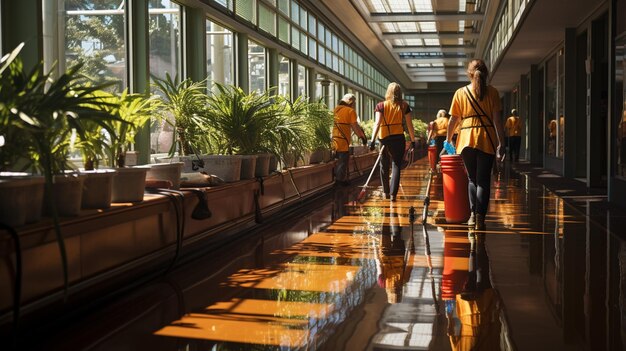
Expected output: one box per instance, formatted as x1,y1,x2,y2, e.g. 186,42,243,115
446,59,505,230
432,109,450,163
369,83,417,202
504,109,522,162
332,93,367,185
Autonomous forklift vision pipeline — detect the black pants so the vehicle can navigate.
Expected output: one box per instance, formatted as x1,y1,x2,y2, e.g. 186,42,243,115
461,147,495,216
435,136,446,163
508,136,521,162
335,151,349,181
379,134,405,197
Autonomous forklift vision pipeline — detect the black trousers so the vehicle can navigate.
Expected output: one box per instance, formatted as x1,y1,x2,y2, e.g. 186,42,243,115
460,147,495,216
379,134,406,197
508,136,521,162
435,136,446,163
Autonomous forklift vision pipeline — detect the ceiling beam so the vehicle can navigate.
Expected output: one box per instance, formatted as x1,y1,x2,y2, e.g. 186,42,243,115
406,68,467,74
409,76,468,82
369,12,485,22
399,57,469,64
392,45,476,53
382,32,480,40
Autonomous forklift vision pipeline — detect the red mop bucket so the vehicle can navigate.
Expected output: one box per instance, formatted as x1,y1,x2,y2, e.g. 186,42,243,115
440,154,470,223
427,145,437,171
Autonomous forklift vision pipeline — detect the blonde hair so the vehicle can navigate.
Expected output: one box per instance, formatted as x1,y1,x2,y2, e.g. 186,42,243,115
385,82,403,105
437,109,447,118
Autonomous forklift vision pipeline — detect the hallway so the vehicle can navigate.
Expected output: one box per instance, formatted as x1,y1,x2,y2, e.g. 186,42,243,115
31,157,626,351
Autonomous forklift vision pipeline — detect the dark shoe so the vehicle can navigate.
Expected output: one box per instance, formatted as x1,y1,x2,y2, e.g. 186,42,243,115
467,212,476,226
475,213,486,231
384,193,390,199
390,195,397,202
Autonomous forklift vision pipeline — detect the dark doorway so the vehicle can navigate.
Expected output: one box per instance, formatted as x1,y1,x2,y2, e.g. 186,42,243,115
576,31,588,178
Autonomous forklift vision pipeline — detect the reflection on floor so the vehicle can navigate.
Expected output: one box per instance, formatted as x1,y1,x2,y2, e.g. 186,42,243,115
31,157,626,351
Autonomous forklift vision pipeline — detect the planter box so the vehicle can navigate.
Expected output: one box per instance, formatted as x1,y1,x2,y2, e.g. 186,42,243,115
0,162,339,331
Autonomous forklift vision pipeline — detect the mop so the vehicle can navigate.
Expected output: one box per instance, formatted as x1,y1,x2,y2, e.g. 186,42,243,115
356,145,385,203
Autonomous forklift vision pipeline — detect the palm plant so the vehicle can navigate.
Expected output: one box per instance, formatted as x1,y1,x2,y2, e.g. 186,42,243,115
0,45,121,297
204,83,282,155
152,73,208,157
302,97,333,150
272,95,316,166
92,89,160,167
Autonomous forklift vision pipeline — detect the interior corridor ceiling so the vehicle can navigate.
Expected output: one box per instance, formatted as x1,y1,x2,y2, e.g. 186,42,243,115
306,0,607,94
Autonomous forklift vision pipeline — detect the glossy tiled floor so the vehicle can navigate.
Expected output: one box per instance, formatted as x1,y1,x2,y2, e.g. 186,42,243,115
29,157,626,350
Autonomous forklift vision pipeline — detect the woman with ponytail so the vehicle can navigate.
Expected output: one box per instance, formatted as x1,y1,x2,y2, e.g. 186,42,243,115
369,82,416,202
446,59,505,230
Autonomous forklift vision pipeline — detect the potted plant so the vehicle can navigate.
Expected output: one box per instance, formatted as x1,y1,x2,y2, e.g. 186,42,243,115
271,95,313,169
1,43,122,297
0,43,46,226
302,98,334,164
202,83,283,180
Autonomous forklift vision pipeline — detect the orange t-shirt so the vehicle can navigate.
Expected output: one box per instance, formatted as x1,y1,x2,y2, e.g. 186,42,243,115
332,105,357,152
449,85,501,155
434,116,449,137
505,116,522,136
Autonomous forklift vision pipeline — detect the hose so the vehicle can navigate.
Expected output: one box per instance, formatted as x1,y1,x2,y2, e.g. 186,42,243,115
1,222,21,350
145,188,185,273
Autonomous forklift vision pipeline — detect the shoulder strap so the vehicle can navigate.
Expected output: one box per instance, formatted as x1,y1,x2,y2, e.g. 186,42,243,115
464,87,496,152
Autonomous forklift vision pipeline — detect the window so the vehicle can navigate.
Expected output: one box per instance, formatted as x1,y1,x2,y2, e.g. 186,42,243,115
297,64,307,98
149,0,182,81
278,55,290,98
206,19,234,88
545,54,557,157
61,0,127,92
615,35,626,179
248,40,266,92
149,0,182,154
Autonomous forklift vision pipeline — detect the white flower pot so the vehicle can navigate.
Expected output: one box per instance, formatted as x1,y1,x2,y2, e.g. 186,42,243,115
202,155,242,182
80,169,118,209
140,162,184,190
44,173,87,217
254,153,271,177
112,167,147,203
0,173,45,226
239,155,258,180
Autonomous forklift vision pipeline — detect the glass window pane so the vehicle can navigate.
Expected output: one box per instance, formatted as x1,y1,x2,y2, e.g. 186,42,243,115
290,1,299,25
300,31,307,55
299,7,307,28
149,0,182,81
206,19,234,87
278,16,290,43
616,37,626,179
258,4,276,36
278,0,289,14
214,0,232,11
248,40,266,92
63,0,127,92
308,38,317,59
291,26,300,51
298,64,307,98
236,0,256,23
149,0,182,155
545,54,557,157
278,55,290,98
557,49,564,158
308,14,316,36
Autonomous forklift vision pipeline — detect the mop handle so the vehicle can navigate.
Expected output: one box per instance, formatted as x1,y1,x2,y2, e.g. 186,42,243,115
362,145,385,187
